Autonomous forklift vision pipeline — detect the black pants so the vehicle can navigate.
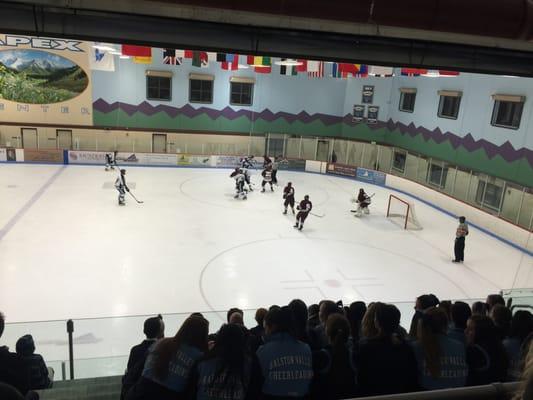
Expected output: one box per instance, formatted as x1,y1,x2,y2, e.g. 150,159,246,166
454,237,465,262
272,170,278,184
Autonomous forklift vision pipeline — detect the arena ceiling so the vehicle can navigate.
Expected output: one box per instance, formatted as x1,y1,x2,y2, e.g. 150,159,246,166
2,0,533,76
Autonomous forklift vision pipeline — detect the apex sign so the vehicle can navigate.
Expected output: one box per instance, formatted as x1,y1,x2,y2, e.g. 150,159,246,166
0,35,83,52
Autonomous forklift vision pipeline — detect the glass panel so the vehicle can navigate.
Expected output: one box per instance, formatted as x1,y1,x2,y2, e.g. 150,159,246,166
404,153,419,180
300,138,316,160
500,183,524,224
133,134,151,153
316,139,330,162
416,156,429,184
115,133,133,152
443,166,456,195
438,96,461,119
285,137,301,158
476,176,505,213
75,133,97,151
492,101,524,129
518,189,533,230
347,142,364,166
361,143,378,169
249,136,266,156
332,139,349,164
454,168,471,202
466,172,481,205
392,149,406,173
96,132,115,152
376,145,392,173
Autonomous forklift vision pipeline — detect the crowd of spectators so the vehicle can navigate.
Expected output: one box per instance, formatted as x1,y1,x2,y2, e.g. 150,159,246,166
2,293,533,400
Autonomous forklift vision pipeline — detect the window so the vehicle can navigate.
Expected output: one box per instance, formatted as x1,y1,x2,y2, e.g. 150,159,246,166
189,74,214,103
392,150,406,173
438,91,462,119
399,91,416,112
230,82,254,106
476,179,504,212
491,96,524,129
428,162,448,188
146,76,171,101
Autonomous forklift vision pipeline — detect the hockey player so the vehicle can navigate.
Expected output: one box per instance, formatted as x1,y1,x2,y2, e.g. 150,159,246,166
115,169,130,206
261,166,274,193
271,157,280,185
263,154,272,169
230,168,247,200
105,151,117,171
242,167,253,192
294,195,312,231
354,188,371,217
283,182,295,215
240,155,255,169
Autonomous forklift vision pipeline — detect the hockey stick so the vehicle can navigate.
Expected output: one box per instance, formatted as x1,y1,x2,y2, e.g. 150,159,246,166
128,191,144,204
310,212,325,218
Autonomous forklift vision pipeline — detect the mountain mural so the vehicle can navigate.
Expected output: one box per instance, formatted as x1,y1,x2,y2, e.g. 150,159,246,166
0,49,88,104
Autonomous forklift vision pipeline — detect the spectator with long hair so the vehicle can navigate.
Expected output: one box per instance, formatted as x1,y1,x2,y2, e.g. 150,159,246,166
360,303,379,341
512,340,533,400
347,301,366,344
311,314,357,399
411,307,467,390
193,324,258,400
127,315,209,400
357,303,418,396
504,311,533,381
289,299,311,344
465,315,508,386
490,304,512,340
256,306,313,399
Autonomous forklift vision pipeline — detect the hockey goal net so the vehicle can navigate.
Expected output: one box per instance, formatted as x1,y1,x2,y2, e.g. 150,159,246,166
386,194,423,230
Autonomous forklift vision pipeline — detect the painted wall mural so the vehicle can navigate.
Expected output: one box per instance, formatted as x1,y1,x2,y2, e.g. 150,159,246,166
0,34,93,125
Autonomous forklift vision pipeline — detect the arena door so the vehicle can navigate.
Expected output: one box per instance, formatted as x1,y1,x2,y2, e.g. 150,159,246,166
57,129,72,149
153,134,167,153
21,128,38,149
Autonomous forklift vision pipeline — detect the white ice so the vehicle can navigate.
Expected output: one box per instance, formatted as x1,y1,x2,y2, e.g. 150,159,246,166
0,164,531,377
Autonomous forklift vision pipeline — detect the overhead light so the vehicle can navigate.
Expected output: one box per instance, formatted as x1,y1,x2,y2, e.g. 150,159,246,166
423,71,440,78
274,59,303,66
238,64,249,69
109,51,122,55
119,55,130,59
252,64,271,69
503,75,519,78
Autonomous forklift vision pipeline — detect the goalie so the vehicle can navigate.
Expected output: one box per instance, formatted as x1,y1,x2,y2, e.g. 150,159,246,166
354,188,371,217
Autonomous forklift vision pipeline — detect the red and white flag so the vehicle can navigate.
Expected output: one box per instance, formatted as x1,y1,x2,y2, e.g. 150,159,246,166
307,61,324,78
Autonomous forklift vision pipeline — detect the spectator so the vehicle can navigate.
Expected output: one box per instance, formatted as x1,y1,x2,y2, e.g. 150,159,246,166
331,150,337,164
0,312,29,395
411,307,468,390
490,304,512,340
288,299,311,344
486,294,505,312
409,295,440,338
307,305,320,329
504,311,533,381
229,312,245,326
512,340,533,400
15,334,53,390
0,383,25,400
361,303,379,341
127,315,209,400
121,316,164,400
465,315,508,386
256,306,313,399
439,300,452,322
449,301,471,345
312,314,356,399
309,301,340,350
193,324,258,400
472,301,488,316
227,308,243,323
249,308,267,339
347,301,366,344
357,303,418,396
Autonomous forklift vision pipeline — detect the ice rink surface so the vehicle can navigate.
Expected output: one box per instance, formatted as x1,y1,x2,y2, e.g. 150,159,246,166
1,163,531,324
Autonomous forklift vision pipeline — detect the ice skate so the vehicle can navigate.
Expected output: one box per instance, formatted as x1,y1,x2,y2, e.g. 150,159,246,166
298,225,303,231
293,223,299,228
283,209,287,215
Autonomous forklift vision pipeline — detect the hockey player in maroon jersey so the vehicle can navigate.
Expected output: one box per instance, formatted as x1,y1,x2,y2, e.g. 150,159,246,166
282,182,295,214
261,166,274,192
294,195,312,230
263,154,272,169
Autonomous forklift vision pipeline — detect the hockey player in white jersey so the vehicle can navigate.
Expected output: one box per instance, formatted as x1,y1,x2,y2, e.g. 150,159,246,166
240,155,255,169
105,151,117,171
241,167,253,192
230,168,247,200
354,188,372,217
115,169,130,206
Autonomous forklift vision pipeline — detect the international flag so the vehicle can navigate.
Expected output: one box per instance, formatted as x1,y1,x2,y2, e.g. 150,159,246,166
121,45,151,57
221,55,239,70
247,55,271,66
163,49,183,65
89,45,115,72
192,51,208,67
307,61,324,78
331,63,342,78
133,56,152,64
296,60,307,72
279,59,298,76
401,68,428,76
438,70,460,76
368,65,394,77
254,66,272,74
340,63,368,78
207,52,217,62
184,50,194,58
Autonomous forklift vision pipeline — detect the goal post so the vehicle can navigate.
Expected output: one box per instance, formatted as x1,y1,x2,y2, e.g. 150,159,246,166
386,194,423,230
